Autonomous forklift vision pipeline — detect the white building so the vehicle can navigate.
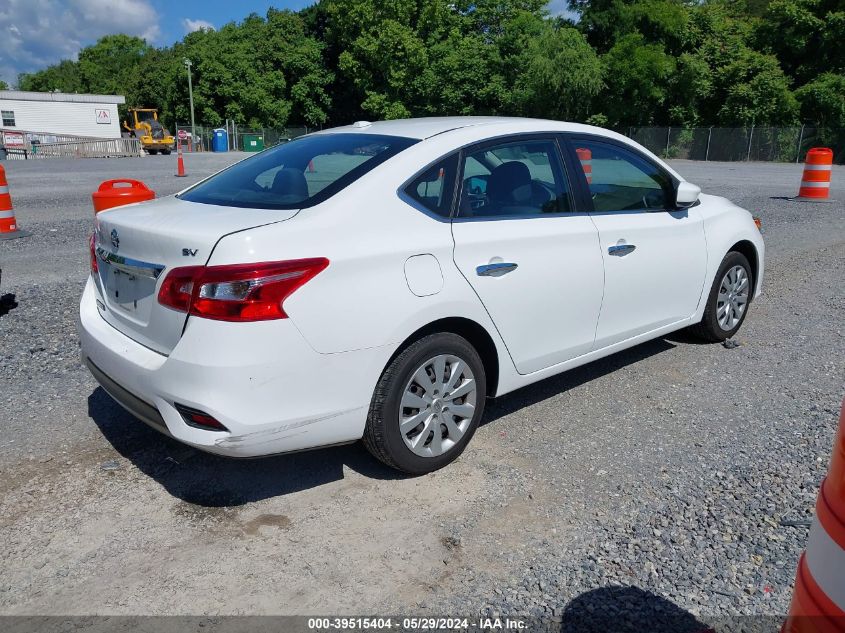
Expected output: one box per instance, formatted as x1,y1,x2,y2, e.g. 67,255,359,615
0,91,125,140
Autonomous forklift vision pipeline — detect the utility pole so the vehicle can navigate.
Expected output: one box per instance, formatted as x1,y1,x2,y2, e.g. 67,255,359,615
183,58,196,146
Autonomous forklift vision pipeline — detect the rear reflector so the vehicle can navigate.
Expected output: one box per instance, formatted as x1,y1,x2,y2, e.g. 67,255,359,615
175,404,229,432
158,258,329,322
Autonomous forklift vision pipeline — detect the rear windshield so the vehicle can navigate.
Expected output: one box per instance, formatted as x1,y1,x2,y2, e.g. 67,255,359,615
179,133,418,209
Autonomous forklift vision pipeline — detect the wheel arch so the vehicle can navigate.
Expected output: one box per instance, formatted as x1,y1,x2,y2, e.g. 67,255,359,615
728,239,759,291
389,317,501,397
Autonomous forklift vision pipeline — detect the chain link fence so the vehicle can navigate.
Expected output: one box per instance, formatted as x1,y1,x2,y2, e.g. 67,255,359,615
173,123,316,152
171,122,842,164
627,126,845,164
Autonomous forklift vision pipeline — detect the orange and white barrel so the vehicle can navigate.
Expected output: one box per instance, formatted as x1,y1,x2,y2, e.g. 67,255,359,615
798,148,834,200
576,148,592,185
783,397,845,632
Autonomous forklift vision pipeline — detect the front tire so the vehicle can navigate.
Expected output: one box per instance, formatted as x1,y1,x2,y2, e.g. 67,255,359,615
363,333,486,475
690,251,753,342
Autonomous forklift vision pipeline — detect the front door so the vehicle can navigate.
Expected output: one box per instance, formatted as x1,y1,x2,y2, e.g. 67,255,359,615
565,137,708,349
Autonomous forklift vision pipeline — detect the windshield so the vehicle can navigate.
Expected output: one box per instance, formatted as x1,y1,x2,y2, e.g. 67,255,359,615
179,133,418,210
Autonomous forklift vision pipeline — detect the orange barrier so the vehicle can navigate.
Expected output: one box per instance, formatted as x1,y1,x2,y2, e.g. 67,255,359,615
0,164,31,240
92,179,155,214
797,148,834,200
783,398,845,632
176,139,187,177
576,148,592,185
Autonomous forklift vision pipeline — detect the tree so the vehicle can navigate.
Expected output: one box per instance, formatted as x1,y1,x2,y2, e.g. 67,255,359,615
714,49,798,125
756,0,845,83
568,0,689,54
78,35,151,97
599,33,676,126
795,73,845,127
501,17,603,120
0,80,8,90
9,0,840,130
19,59,86,93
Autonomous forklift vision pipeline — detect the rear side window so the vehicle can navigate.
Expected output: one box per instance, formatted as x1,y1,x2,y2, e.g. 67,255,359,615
180,133,417,209
571,140,674,212
403,154,458,217
457,139,572,218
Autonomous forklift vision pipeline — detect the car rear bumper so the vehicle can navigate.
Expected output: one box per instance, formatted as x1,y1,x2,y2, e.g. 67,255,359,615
78,276,388,457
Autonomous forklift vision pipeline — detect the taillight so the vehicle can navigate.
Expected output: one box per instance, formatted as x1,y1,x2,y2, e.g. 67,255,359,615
157,258,329,322
89,233,98,275
158,265,203,313
753,217,762,231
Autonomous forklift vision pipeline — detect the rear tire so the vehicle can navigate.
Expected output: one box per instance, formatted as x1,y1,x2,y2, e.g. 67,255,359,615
147,149,158,155
689,251,753,342
161,149,171,155
363,333,486,475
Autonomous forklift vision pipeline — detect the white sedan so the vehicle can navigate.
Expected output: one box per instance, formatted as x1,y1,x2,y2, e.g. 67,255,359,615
79,117,764,473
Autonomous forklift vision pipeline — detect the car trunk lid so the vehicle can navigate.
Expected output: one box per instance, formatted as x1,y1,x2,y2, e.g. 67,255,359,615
93,196,299,354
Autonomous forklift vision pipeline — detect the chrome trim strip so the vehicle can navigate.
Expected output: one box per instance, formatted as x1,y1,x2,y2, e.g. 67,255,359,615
96,246,165,279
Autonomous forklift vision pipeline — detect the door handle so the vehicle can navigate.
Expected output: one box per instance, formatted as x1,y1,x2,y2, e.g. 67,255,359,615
476,262,518,277
608,243,636,256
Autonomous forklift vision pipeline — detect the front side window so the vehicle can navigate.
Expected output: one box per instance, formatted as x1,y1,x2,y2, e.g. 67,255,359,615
1,111,15,127
572,140,674,212
403,154,458,217
180,133,417,209
457,140,571,218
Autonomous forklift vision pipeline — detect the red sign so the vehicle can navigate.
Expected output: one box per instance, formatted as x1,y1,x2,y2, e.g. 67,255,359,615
177,129,189,140
3,131,24,147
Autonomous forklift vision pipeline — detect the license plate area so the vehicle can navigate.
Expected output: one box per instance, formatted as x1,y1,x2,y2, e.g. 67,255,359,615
107,268,144,313
96,249,163,325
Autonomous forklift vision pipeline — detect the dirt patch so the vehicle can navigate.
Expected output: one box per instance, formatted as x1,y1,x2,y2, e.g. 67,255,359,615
241,513,292,536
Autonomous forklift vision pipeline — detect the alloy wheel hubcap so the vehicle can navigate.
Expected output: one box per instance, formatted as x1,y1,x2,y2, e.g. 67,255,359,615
399,354,477,457
716,265,749,331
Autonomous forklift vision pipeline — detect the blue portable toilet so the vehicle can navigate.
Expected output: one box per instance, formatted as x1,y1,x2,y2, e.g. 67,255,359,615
212,128,228,152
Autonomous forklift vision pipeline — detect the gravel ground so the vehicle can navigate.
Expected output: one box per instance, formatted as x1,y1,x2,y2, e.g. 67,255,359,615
0,154,843,629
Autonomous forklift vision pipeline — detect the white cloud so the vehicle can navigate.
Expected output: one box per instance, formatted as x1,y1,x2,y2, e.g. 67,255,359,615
182,18,214,34
0,0,161,86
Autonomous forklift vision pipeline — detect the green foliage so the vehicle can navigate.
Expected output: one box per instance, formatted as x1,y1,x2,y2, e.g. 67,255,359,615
501,20,603,120
11,0,842,129
600,33,677,126
0,80,8,90
796,73,845,127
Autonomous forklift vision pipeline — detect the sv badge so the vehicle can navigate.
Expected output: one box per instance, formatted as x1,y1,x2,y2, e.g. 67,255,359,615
182,248,198,257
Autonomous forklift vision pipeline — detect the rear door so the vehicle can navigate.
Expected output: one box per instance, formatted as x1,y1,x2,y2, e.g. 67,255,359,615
562,135,707,349
450,135,604,375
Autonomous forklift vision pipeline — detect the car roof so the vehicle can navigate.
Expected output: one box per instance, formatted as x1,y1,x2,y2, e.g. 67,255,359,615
311,116,684,181
316,116,597,140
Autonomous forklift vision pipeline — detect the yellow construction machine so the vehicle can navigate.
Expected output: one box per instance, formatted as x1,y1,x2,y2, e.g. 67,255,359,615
123,108,175,155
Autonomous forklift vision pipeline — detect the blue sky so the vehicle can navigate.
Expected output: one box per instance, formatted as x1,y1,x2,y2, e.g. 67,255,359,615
0,0,577,87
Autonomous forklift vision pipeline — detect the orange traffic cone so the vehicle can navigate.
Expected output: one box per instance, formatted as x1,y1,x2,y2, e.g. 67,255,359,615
576,148,592,184
794,148,834,202
175,141,187,177
0,164,31,240
782,397,845,632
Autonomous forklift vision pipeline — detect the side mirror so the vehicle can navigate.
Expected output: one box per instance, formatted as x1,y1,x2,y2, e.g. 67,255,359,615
675,181,701,208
